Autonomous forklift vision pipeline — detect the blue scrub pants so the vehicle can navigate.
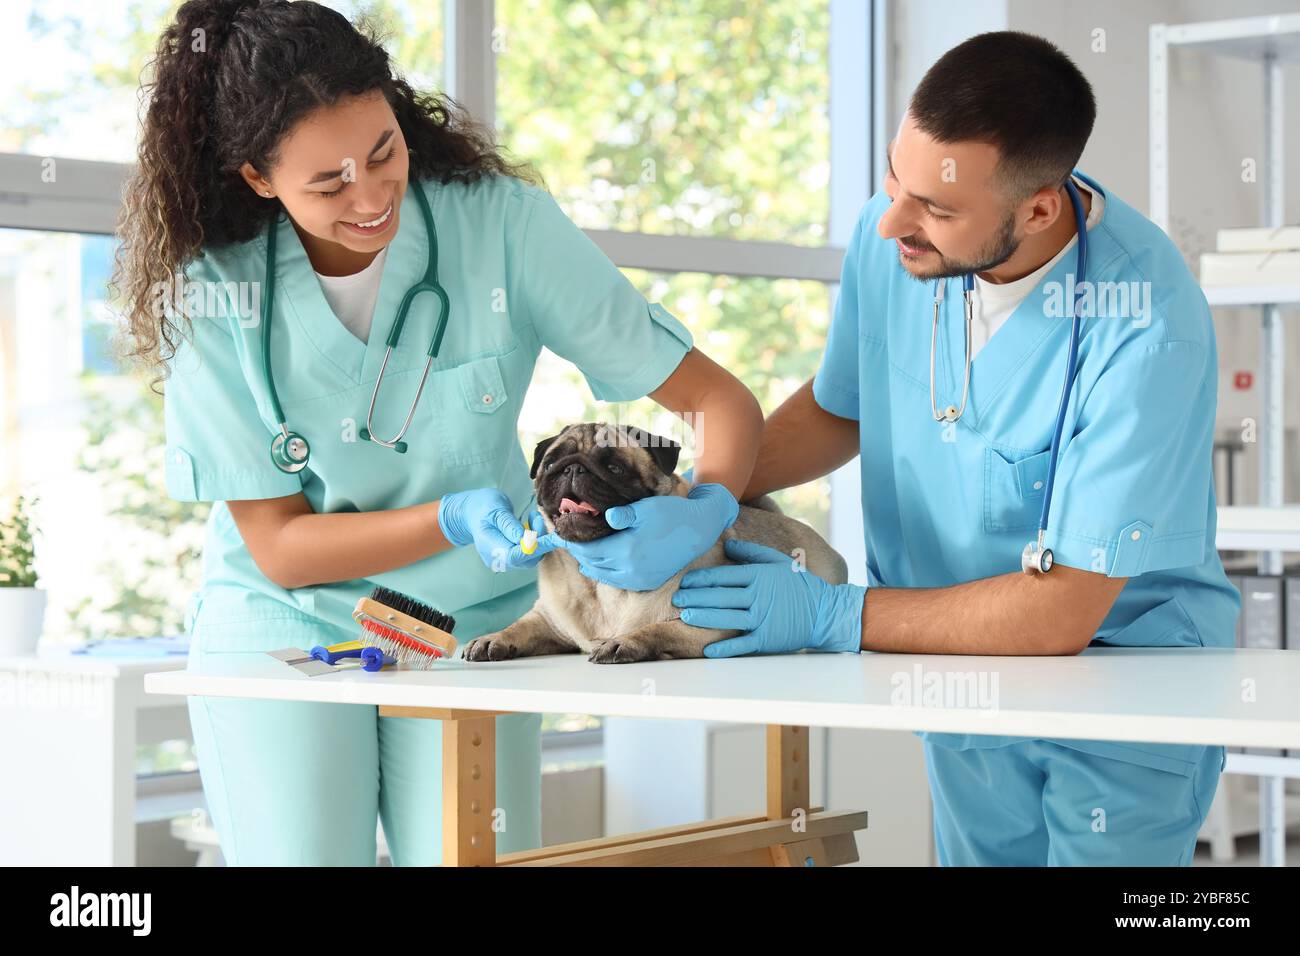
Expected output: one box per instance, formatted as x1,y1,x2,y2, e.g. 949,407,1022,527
185,592,542,866
923,739,1224,866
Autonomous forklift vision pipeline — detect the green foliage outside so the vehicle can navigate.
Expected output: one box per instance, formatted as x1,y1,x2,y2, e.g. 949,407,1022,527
0,495,40,588
70,376,210,637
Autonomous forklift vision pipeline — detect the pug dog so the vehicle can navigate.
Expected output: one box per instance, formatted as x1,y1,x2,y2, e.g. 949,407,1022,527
462,423,848,664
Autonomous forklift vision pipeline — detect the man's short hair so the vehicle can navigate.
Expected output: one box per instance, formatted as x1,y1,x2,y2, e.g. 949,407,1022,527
909,31,1097,200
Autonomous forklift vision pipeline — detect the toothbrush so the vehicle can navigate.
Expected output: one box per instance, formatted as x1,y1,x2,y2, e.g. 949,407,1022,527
517,491,540,555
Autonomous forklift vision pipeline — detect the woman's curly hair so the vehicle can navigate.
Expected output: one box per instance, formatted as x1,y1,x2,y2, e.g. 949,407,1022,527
112,0,534,384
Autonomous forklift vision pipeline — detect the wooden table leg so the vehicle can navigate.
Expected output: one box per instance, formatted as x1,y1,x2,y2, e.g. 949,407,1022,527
442,713,496,866
379,706,504,866
767,725,821,866
377,709,866,867
767,724,809,819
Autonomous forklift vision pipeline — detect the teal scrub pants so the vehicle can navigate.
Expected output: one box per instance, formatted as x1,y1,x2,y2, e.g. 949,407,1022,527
923,739,1224,866
186,590,542,866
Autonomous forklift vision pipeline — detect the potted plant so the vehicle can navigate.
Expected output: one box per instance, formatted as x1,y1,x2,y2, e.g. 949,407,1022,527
0,494,46,655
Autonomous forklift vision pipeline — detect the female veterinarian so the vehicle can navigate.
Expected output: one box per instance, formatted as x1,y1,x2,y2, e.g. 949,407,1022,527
115,0,760,866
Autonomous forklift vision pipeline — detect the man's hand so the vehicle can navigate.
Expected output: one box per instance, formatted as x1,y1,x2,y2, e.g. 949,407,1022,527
672,539,866,656
549,483,739,591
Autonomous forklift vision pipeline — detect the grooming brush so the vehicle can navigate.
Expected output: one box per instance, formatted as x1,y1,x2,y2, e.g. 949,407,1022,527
353,585,457,668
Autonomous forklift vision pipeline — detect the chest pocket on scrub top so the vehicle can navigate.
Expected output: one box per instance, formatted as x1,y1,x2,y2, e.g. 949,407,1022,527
433,353,510,467
984,445,1051,533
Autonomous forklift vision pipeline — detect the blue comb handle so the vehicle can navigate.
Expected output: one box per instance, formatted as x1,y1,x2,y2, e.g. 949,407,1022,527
310,645,364,665
361,647,397,672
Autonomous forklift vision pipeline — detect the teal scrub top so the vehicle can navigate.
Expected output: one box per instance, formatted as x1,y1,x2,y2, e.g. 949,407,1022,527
164,174,693,638
812,170,1240,776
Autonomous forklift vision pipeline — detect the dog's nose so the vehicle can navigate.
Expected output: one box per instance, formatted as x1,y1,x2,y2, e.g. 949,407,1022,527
564,462,587,477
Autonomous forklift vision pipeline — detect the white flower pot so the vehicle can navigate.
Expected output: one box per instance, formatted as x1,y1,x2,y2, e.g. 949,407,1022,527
0,587,47,656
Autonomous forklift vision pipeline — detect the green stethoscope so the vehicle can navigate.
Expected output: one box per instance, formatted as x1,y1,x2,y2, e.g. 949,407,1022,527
263,181,450,473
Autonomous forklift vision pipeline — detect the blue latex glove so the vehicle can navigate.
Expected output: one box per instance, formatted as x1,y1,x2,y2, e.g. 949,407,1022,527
439,488,561,572
672,539,866,657
549,482,739,591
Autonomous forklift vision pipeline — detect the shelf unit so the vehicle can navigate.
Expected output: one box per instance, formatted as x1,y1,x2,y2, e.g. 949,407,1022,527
1151,13,1300,867
1217,505,1300,552
1204,283,1300,308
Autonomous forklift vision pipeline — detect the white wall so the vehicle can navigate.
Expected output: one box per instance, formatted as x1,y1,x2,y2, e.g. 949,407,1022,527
1009,0,1300,504
888,0,1010,129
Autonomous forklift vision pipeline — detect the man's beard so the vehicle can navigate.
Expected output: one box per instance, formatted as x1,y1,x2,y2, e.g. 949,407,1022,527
899,210,1021,281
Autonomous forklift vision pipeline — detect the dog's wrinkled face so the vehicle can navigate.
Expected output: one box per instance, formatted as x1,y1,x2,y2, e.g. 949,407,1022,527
530,424,682,542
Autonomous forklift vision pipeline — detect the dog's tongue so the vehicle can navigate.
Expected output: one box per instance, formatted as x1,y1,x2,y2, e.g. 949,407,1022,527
559,497,600,516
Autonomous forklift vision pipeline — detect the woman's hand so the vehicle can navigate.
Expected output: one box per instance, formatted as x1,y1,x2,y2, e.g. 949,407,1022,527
548,482,739,591
438,488,560,571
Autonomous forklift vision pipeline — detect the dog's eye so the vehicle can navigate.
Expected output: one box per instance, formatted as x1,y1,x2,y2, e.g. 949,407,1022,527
608,463,623,475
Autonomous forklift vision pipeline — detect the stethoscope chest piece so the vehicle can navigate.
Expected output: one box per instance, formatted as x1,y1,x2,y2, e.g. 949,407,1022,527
1021,539,1054,575
271,428,310,474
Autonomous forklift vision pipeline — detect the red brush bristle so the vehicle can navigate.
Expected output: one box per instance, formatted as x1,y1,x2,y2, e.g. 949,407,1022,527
359,619,444,658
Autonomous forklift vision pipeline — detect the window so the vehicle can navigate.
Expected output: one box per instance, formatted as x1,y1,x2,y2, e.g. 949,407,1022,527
500,1,837,534
495,0,830,245
0,1,442,162
0,228,207,642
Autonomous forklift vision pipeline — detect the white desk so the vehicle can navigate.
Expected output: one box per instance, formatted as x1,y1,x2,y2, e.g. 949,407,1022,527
1,652,190,865
147,647,1300,749
145,646,1300,866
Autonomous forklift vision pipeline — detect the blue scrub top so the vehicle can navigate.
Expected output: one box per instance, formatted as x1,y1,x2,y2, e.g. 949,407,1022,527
813,170,1239,776
163,174,693,640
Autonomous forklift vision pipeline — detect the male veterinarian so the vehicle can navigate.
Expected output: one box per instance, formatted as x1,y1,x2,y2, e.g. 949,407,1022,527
672,32,1240,866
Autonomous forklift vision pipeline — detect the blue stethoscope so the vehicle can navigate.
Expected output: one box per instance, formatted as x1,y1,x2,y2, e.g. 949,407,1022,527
928,179,1088,575
262,181,450,474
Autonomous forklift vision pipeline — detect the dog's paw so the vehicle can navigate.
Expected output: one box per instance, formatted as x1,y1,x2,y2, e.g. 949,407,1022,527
588,636,656,664
462,635,519,662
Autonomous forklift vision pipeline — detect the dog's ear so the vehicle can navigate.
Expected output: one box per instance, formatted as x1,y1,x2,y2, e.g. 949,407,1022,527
530,434,560,479
624,426,681,476
647,437,681,477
